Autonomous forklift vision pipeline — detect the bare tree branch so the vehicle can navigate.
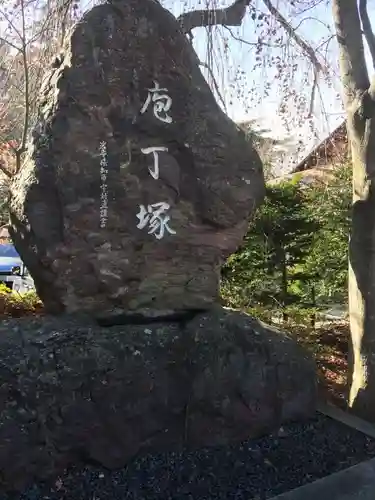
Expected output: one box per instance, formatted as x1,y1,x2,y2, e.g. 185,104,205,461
261,0,323,73
0,37,21,53
178,0,324,87
0,0,77,180
293,16,331,33
308,68,318,117
359,0,375,71
0,8,23,41
177,0,323,87
177,0,252,35
293,0,328,16
199,60,227,112
223,25,282,48
15,0,30,173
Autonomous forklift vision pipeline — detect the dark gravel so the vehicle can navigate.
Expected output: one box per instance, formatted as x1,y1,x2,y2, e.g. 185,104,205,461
2,412,375,500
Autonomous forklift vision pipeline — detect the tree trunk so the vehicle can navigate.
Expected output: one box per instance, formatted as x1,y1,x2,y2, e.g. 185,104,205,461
280,248,288,323
333,0,375,419
310,285,316,329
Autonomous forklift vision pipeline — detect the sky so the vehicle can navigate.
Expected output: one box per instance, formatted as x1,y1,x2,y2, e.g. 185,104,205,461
73,0,375,172
162,1,342,126
76,0,345,153
3,0,375,173
156,0,375,172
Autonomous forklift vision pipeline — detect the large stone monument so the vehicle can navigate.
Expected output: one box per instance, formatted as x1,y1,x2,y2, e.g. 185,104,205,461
1,1,317,494
9,0,265,318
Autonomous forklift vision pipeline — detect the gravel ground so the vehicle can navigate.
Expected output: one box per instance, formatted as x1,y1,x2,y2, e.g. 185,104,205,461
2,412,375,500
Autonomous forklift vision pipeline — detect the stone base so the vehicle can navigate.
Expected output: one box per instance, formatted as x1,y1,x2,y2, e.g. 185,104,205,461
0,306,317,493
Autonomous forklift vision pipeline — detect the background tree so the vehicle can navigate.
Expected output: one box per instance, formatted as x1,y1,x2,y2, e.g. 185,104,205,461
331,0,375,418
0,0,80,175
0,0,81,225
175,0,375,419
304,163,351,309
221,178,322,320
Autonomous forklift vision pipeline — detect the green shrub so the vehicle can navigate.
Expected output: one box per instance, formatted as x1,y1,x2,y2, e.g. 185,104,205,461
0,284,43,317
221,164,351,326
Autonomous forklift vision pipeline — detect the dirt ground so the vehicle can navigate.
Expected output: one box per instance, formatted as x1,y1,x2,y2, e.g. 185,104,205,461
289,321,349,409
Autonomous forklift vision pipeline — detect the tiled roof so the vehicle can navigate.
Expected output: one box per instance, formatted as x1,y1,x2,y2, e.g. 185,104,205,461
292,122,348,173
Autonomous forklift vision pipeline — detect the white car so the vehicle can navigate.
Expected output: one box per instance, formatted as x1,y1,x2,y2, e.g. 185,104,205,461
0,243,35,293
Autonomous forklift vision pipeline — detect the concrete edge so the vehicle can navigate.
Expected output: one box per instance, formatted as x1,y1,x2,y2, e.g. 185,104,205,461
267,456,375,500
266,404,375,500
316,400,375,439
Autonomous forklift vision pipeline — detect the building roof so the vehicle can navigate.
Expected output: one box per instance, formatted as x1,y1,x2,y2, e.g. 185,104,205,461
292,121,348,173
269,166,336,187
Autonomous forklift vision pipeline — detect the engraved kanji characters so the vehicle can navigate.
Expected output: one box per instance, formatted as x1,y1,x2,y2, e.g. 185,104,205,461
136,202,176,240
140,80,172,124
141,146,168,180
99,141,108,228
136,81,176,239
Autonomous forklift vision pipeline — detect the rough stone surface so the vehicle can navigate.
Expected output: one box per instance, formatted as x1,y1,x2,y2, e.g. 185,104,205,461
9,0,265,317
0,307,317,493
